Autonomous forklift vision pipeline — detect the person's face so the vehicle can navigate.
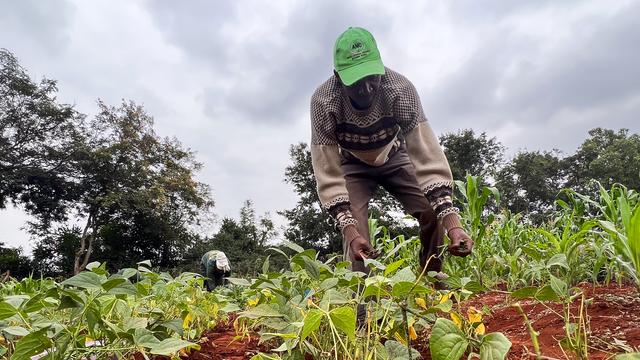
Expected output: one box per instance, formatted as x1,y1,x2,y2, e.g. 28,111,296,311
341,74,382,110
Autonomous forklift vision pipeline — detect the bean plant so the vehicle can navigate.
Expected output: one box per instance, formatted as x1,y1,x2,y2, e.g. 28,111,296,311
0,261,228,359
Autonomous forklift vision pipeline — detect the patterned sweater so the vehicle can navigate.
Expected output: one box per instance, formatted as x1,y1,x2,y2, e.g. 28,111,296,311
310,68,459,230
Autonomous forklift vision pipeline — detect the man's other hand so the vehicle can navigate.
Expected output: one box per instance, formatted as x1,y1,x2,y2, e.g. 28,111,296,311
447,228,474,257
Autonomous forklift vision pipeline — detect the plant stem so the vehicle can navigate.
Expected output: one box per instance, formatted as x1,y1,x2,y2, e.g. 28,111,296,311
401,301,412,359
513,303,541,360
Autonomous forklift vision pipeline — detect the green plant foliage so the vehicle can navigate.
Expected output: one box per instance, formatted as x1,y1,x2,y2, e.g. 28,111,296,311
0,262,228,358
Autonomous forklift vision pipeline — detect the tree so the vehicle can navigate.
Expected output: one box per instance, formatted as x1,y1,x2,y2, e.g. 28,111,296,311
564,128,640,193
0,49,82,224
239,200,276,248
31,226,80,278
496,150,564,217
29,101,214,274
439,129,504,182
0,242,32,279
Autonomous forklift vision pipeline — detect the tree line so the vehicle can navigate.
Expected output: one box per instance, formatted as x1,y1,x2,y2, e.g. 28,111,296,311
1,48,639,278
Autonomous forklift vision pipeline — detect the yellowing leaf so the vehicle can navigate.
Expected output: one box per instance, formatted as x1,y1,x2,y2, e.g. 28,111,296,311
415,297,427,310
467,307,485,335
476,323,486,335
409,325,418,340
394,331,407,345
439,292,452,304
467,307,482,323
247,297,260,307
450,312,463,329
182,313,193,330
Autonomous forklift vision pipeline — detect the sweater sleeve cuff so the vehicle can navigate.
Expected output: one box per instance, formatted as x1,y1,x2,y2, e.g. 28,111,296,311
441,212,463,232
342,224,360,242
329,203,358,232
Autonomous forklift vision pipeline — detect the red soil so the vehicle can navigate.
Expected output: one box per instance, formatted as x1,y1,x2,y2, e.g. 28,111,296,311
418,283,640,359
158,284,640,360
183,319,266,360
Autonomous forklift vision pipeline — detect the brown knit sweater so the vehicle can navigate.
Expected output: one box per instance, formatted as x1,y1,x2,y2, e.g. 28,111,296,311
310,67,460,230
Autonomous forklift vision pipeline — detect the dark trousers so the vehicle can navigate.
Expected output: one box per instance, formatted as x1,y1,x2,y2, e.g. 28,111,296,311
341,146,443,274
201,262,229,291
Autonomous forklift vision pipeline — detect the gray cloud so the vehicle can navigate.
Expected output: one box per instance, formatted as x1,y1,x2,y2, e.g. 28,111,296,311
0,0,75,55
427,1,640,152
147,0,394,126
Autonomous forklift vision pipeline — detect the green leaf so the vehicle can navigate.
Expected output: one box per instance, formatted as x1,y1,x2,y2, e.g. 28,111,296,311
363,284,388,299
120,268,138,279
124,317,149,331
11,328,52,360
329,306,355,341
429,318,468,360
628,205,640,271
58,293,84,310
384,340,421,359
2,326,30,336
390,267,416,283
535,285,560,302
271,338,299,352
241,304,283,319
2,295,28,309
101,278,126,291
510,287,538,299
161,319,183,335
319,278,338,291
86,261,101,270
282,241,305,254
262,255,271,274
615,353,640,360
22,295,45,314
320,289,350,309
221,303,242,313
226,277,252,286
549,275,568,299
422,300,453,314
392,282,427,297
61,271,103,289
547,254,569,270
134,328,161,348
363,258,386,271
107,281,138,296
86,304,102,336
150,338,200,355
302,257,320,279
250,353,282,360
384,259,406,276
300,309,323,342
0,301,18,320
479,332,512,360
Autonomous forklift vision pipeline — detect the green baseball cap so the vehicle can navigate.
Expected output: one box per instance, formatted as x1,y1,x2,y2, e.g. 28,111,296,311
333,27,385,86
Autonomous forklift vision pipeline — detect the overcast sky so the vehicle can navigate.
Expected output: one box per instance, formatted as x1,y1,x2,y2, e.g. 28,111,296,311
2,0,639,254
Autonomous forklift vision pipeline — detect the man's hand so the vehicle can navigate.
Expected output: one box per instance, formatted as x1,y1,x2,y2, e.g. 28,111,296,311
349,233,381,261
341,222,380,262
447,228,474,257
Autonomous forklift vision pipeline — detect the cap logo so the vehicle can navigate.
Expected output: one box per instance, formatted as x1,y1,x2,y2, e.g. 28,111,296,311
349,40,369,60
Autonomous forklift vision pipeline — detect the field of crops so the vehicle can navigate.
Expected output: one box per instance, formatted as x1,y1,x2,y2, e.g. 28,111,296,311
1,177,639,360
